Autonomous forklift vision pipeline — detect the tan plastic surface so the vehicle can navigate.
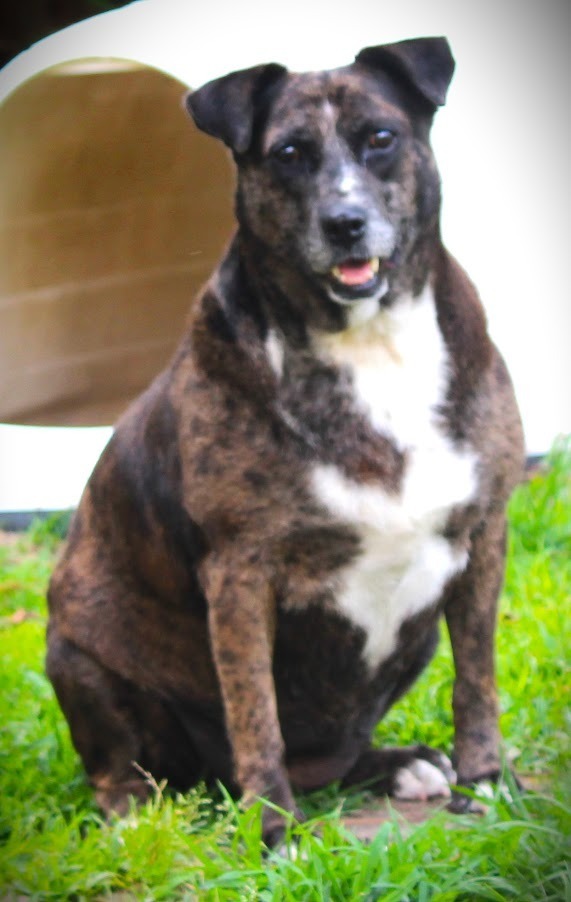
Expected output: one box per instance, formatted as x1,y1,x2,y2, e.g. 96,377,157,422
0,63,234,425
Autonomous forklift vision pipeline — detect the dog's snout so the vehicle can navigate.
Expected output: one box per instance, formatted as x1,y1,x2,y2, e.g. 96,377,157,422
321,206,367,246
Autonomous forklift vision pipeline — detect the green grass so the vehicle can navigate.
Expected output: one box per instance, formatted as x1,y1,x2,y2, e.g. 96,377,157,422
0,441,570,900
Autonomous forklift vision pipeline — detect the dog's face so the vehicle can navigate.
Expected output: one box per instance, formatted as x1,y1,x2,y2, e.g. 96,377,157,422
187,38,455,320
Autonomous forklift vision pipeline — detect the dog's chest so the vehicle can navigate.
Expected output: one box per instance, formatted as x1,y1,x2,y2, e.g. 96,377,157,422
310,286,477,669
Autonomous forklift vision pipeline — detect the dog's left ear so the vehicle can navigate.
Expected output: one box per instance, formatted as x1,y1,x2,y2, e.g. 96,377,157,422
356,37,455,108
185,63,288,155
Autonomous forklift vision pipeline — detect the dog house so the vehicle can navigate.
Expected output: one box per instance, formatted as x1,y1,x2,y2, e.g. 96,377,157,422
0,58,234,426
0,0,569,450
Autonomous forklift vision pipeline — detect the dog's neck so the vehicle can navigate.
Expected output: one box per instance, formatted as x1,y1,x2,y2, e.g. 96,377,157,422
234,230,342,343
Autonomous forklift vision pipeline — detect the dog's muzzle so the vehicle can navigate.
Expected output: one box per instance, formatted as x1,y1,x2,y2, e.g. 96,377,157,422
317,202,394,303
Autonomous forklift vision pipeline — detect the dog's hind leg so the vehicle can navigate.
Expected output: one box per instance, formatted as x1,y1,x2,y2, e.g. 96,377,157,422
46,630,151,814
46,630,198,815
340,744,456,801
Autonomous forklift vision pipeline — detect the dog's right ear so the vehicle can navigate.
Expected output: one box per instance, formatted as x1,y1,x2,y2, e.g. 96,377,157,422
184,63,287,155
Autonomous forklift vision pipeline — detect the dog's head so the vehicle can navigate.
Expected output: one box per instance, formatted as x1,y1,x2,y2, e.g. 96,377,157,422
186,38,454,321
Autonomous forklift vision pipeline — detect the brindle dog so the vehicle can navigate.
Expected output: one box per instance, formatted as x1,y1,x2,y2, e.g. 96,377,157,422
47,37,524,847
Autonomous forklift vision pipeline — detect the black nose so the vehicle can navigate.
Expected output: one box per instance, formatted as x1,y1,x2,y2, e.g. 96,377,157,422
321,206,366,246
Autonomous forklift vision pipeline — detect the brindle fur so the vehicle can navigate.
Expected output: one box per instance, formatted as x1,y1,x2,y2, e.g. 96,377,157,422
46,38,524,846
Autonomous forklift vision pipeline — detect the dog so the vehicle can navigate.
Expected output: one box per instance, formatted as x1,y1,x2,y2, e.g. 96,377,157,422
46,37,524,848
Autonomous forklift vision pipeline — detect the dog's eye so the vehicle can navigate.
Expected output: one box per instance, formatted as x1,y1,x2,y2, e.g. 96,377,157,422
273,144,303,165
367,129,396,151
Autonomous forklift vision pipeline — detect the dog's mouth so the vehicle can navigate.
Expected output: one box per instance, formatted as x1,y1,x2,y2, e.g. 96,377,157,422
328,256,386,301
332,257,379,286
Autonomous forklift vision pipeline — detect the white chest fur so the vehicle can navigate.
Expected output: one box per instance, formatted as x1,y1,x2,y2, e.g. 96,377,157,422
312,284,477,669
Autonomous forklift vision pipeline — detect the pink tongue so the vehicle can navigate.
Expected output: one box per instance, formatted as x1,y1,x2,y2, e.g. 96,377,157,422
337,260,374,286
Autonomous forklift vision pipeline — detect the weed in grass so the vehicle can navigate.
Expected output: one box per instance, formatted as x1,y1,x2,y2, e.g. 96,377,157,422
0,442,569,899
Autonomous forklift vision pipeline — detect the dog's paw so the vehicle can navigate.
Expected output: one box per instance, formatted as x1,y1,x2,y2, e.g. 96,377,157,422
448,771,519,814
394,749,456,801
270,838,309,862
94,776,153,818
394,758,452,801
261,802,305,851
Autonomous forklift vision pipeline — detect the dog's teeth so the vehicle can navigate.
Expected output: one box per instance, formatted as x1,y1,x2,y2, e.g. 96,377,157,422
331,258,380,287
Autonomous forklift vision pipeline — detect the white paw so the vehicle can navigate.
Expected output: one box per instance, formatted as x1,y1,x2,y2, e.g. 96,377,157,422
272,841,307,861
394,758,454,801
474,780,495,801
468,779,513,813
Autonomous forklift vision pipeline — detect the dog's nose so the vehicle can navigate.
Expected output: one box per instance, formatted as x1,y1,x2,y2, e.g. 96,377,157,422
321,206,366,246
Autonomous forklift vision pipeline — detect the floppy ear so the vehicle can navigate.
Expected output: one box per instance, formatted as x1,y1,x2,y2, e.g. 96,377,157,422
356,37,455,108
184,63,288,154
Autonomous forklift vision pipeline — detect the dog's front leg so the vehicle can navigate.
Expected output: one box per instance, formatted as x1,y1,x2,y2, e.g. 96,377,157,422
201,550,302,847
445,509,511,810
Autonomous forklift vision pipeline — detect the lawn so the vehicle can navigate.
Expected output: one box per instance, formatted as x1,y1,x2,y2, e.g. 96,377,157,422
0,441,569,901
